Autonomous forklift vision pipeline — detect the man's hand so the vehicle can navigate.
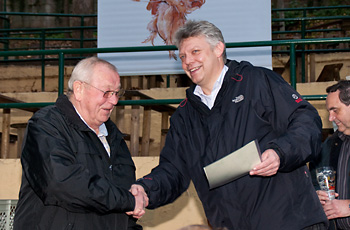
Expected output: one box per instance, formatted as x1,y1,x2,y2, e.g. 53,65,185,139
126,184,149,219
322,198,350,219
249,149,280,177
316,190,337,205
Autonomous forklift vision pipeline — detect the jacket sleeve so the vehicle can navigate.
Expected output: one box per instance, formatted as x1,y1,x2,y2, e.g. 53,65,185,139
253,67,323,172
21,116,136,214
136,116,191,209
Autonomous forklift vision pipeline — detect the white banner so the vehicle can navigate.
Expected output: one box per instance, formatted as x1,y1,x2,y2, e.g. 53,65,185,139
98,0,272,76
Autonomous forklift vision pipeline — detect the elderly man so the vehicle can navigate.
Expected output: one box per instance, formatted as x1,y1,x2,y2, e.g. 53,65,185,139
130,20,328,229
14,57,145,230
310,80,350,230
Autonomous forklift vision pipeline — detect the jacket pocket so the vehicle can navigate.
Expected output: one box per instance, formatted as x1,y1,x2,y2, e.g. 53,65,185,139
111,158,136,188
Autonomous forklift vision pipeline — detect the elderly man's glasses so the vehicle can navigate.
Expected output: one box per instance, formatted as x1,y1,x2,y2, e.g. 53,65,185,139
83,82,125,98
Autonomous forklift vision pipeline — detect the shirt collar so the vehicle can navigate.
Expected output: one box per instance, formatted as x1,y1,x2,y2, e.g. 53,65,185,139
193,65,228,109
194,65,228,97
73,106,108,136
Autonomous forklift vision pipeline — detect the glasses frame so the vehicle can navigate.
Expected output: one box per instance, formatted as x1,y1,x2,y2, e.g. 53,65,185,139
82,82,125,98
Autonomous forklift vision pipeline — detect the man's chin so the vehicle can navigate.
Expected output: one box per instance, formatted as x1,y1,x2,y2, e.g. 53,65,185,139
341,129,350,135
99,113,111,122
338,126,350,135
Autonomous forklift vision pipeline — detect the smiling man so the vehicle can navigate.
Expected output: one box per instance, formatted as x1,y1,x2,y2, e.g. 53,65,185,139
310,80,350,230
131,20,327,229
13,57,146,230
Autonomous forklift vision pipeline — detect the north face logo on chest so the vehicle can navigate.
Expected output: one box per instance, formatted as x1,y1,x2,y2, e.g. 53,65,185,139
232,95,244,103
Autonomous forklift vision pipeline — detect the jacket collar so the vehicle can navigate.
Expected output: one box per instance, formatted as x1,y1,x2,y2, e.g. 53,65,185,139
55,94,92,132
185,59,241,113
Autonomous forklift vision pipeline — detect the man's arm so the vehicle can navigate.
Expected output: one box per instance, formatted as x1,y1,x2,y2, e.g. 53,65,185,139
21,117,137,214
258,67,323,172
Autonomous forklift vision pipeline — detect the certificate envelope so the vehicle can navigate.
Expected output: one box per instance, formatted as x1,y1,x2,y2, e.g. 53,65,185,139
203,140,262,189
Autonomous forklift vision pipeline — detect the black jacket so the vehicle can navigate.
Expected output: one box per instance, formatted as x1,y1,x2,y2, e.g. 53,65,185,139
137,60,328,230
14,95,141,230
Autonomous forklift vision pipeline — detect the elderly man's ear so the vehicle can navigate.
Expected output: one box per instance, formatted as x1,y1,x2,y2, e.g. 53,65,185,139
72,81,84,101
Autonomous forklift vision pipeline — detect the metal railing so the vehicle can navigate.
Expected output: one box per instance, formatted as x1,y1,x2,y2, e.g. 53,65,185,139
0,12,97,52
1,6,349,53
272,5,350,37
1,6,349,86
0,37,349,110
272,5,350,82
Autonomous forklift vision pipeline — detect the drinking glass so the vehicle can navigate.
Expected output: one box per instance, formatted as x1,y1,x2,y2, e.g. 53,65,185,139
316,166,336,200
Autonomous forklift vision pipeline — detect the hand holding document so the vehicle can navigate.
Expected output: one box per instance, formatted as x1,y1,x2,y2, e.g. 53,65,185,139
204,140,262,189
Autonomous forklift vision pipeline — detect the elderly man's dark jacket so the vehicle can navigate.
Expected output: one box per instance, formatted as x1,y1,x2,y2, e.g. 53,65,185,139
14,95,141,230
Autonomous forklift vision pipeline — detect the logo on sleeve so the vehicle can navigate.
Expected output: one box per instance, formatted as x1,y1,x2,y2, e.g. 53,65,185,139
292,94,303,103
232,95,244,103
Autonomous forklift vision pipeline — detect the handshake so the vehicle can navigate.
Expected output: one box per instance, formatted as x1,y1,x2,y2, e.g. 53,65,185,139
126,184,149,219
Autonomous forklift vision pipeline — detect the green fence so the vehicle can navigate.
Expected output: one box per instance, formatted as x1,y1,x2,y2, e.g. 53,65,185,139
272,5,350,39
0,12,97,53
1,6,349,87
0,37,349,110
1,6,349,54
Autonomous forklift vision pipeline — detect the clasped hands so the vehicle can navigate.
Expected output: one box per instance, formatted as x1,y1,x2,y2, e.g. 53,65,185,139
125,149,280,219
126,184,149,219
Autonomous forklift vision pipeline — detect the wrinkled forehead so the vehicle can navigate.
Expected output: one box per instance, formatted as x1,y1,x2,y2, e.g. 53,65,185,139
91,64,120,84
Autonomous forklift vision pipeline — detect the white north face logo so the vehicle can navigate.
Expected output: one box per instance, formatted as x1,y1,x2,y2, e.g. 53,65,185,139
232,95,244,103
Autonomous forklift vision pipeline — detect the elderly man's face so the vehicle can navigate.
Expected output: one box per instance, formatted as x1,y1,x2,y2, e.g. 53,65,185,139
326,90,350,135
80,64,120,130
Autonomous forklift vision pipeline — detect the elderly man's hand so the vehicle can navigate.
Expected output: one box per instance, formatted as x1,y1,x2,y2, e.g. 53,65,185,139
126,184,149,219
249,149,280,177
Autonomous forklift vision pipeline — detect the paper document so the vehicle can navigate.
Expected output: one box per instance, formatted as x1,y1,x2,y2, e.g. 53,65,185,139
204,140,262,189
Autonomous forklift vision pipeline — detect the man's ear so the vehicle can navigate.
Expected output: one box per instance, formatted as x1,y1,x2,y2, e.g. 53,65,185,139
72,81,84,101
214,41,225,58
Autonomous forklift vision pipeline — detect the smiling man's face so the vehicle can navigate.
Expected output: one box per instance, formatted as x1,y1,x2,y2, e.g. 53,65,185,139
178,35,224,94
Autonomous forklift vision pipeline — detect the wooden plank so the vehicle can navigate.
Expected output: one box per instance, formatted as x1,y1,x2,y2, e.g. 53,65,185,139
309,53,316,82
141,106,151,156
0,94,39,113
160,112,169,151
10,123,27,158
1,109,10,159
124,90,176,114
130,96,140,156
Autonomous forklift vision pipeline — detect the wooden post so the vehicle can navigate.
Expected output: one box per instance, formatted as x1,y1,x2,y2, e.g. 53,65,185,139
1,109,11,159
148,76,156,89
11,123,28,158
305,52,309,82
141,76,147,89
130,96,140,156
114,105,125,132
160,111,169,150
310,53,316,82
126,76,132,90
141,106,151,156
297,56,302,83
